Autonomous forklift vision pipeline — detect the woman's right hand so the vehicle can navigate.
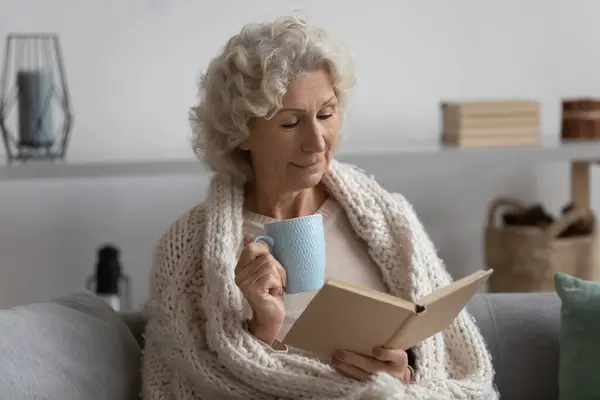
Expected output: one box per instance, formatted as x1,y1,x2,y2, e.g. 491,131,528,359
235,234,286,345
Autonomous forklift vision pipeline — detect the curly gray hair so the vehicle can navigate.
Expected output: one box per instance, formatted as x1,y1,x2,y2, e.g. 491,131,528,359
189,15,356,181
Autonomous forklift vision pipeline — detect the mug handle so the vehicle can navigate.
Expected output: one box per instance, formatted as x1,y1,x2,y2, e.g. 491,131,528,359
252,235,274,249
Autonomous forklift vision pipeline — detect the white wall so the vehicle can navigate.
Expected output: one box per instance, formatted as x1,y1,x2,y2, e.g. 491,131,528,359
1,0,600,310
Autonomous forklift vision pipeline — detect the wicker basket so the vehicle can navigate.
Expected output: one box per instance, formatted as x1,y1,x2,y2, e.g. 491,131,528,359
484,197,598,292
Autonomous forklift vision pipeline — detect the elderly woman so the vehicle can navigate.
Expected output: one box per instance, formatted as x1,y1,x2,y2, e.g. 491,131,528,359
141,15,497,400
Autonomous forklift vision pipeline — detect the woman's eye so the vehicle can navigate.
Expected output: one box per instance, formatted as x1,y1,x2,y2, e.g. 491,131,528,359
318,114,333,120
281,121,299,128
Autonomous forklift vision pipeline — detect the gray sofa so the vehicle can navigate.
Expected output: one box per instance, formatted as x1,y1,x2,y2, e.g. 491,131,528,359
121,291,562,400
0,290,562,399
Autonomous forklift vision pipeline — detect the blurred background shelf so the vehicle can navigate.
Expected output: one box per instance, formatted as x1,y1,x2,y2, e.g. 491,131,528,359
1,139,600,181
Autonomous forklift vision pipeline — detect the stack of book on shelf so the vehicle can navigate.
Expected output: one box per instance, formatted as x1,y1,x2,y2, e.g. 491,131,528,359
441,100,540,148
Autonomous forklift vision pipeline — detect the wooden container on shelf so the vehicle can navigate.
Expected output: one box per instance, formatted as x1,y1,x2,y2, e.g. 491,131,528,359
441,99,541,148
561,98,600,140
484,197,598,293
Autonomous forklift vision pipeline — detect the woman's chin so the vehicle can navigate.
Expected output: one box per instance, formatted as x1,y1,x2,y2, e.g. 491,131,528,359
285,160,329,189
291,170,325,190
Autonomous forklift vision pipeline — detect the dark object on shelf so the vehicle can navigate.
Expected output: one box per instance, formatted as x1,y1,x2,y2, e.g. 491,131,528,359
502,202,594,237
561,98,600,140
85,244,131,312
502,203,554,228
0,33,73,163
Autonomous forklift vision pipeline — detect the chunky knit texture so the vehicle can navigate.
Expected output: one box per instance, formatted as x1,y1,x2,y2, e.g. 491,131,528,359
141,160,498,400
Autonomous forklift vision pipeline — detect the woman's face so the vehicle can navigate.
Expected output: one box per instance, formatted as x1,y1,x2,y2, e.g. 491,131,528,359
241,69,340,192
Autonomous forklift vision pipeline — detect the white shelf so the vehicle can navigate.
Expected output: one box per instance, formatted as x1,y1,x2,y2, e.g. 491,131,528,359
0,158,208,181
1,139,600,181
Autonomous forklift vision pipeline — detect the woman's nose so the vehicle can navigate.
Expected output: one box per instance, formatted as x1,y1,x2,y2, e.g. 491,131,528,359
301,122,326,153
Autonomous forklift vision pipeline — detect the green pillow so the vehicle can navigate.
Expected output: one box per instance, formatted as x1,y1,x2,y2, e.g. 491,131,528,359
555,272,600,400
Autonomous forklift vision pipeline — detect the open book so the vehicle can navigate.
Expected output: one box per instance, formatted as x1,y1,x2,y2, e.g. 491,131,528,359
282,269,493,358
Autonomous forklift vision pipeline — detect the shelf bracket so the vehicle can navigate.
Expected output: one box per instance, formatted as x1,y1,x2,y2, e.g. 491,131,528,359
571,161,591,210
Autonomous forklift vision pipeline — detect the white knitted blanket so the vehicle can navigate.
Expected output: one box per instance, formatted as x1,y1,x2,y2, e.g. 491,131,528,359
142,160,498,400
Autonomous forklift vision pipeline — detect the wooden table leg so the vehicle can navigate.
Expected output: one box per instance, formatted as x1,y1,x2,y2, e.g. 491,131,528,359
571,161,591,210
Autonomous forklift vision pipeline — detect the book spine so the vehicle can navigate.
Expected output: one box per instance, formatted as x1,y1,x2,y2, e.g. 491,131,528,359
384,311,421,350
442,134,540,147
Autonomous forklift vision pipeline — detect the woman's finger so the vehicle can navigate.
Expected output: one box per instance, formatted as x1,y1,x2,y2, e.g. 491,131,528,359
236,243,270,274
334,351,393,375
243,234,255,246
235,255,271,287
236,253,286,289
255,271,284,296
372,347,408,368
332,359,371,381
274,262,287,290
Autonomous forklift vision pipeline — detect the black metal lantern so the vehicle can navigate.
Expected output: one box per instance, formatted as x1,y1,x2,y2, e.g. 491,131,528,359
0,33,73,163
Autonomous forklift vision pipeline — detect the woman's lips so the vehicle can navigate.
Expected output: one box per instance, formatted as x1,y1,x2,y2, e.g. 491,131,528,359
291,160,320,168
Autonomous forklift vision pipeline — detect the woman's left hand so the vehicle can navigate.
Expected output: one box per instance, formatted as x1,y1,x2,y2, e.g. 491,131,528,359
332,347,413,384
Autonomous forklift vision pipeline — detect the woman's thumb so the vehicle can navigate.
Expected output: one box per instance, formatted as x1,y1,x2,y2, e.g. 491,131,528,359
243,234,255,246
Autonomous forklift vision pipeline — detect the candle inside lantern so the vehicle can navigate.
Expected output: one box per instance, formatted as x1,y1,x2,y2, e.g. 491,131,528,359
17,69,54,148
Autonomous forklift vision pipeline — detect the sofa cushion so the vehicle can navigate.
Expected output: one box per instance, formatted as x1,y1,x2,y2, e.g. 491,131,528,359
555,272,600,400
0,290,141,400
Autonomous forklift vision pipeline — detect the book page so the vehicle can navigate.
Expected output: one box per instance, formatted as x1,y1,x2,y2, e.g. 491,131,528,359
326,278,416,312
418,269,492,306
385,269,492,350
283,281,415,359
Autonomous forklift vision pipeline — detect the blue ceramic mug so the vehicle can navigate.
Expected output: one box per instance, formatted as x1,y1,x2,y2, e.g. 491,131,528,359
252,214,326,294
